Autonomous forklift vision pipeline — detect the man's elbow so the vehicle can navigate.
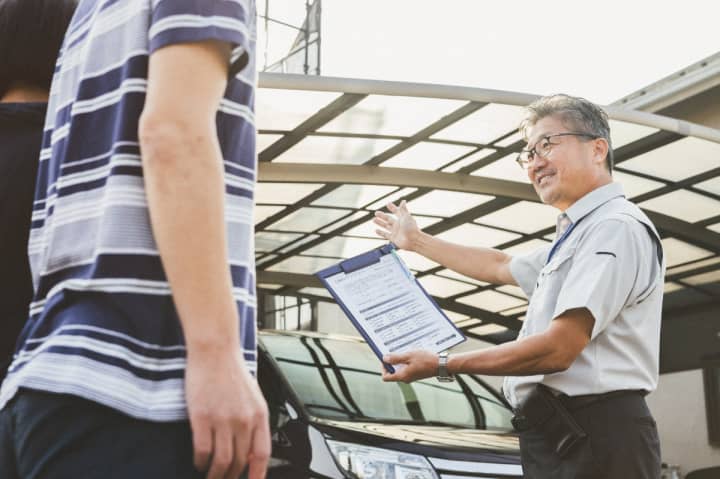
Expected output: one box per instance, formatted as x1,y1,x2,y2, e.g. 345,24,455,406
138,114,208,168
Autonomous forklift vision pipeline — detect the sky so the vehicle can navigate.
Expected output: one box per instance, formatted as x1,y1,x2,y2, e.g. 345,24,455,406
260,0,720,105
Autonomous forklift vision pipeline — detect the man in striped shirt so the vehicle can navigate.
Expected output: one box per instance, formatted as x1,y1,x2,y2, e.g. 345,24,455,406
0,1,268,478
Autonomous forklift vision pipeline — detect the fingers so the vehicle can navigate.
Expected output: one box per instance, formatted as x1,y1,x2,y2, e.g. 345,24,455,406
206,427,233,479
383,352,410,365
227,427,250,479
247,417,271,479
191,416,213,473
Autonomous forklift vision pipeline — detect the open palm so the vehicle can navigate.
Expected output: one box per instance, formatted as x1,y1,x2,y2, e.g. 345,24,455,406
373,200,419,250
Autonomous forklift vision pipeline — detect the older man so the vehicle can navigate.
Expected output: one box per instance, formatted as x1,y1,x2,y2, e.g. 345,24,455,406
374,94,664,478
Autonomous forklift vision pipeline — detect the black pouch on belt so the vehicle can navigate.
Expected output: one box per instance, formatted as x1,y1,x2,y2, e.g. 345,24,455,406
513,384,588,457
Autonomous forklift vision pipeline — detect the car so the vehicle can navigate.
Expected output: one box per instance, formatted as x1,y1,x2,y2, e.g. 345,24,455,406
258,330,523,478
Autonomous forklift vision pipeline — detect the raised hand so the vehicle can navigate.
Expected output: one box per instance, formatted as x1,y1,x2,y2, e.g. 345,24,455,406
373,200,420,251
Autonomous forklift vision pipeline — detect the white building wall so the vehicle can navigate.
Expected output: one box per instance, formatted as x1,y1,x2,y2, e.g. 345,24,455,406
646,369,720,474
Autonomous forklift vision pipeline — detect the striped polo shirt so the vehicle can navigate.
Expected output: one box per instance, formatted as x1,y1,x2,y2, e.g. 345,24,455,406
0,0,258,421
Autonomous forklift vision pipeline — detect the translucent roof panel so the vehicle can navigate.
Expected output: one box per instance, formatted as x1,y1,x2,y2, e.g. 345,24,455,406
318,211,372,234
494,131,524,148
266,207,352,232
612,171,665,198
667,257,720,276
256,182,324,205
257,283,283,290
318,95,465,136
437,269,489,286
477,201,557,234
471,153,531,184
344,215,440,238
608,120,658,149
496,284,527,299
303,236,386,258
277,234,320,254
443,310,469,323
312,184,398,208
274,136,399,165
430,103,527,145
258,134,283,153
395,250,439,272
256,89,340,131
255,205,284,224
709,223,720,234
468,324,507,335
417,275,478,298
662,237,714,268
619,137,720,181
639,189,720,223
456,290,526,312
442,148,495,173
437,223,520,248
380,142,475,171
365,187,418,210
499,305,529,316
683,270,720,286
406,190,495,216
256,231,304,253
664,282,684,294
266,255,339,274
695,177,720,196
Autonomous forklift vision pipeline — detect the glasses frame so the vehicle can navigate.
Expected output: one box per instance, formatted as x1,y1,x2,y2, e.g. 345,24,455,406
516,132,600,170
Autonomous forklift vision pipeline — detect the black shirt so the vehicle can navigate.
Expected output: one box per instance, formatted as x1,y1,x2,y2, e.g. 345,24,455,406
0,102,47,381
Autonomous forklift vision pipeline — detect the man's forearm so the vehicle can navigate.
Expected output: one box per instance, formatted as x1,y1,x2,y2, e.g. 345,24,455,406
412,231,516,285
447,332,570,377
141,121,240,355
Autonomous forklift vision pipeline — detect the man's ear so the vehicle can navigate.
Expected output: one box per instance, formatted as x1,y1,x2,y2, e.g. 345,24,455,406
593,138,609,167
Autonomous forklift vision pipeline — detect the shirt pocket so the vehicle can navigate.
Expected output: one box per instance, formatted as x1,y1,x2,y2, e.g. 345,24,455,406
536,247,576,293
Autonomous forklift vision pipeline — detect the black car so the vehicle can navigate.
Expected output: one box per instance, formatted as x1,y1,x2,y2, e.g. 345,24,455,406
258,330,523,478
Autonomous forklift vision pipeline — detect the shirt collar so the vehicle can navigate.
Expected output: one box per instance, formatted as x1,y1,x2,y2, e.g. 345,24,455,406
563,182,625,225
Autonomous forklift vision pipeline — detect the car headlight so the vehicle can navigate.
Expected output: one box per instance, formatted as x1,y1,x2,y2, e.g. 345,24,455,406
326,439,439,479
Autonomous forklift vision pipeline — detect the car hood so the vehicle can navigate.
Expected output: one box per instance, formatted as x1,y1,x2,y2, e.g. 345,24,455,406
312,418,519,455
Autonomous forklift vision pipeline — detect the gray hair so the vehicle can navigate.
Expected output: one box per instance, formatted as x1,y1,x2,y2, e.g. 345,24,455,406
519,94,613,171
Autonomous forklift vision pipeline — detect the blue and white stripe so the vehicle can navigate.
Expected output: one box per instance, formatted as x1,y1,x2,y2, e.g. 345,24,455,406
0,0,258,421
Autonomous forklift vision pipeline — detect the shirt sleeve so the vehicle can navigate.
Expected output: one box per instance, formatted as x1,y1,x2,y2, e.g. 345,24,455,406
509,244,551,298
149,0,252,69
552,217,652,339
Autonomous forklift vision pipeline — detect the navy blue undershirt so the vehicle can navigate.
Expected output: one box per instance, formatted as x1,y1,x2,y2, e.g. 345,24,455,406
0,102,47,381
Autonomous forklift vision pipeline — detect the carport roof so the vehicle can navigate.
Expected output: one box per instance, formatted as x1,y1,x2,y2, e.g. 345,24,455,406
254,73,720,343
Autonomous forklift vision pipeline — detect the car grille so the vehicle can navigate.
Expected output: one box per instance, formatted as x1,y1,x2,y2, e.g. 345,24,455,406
427,457,523,478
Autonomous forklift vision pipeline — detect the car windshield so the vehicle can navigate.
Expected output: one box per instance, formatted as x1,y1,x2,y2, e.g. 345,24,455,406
261,333,514,430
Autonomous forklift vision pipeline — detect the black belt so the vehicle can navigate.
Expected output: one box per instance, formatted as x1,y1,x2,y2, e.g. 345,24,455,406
511,388,647,432
557,389,647,412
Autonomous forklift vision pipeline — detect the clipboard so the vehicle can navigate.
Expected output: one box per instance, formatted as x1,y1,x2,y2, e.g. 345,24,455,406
315,243,466,373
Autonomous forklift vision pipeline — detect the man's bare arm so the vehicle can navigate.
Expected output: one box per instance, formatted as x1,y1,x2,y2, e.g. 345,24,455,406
382,308,595,382
139,41,269,479
374,200,516,285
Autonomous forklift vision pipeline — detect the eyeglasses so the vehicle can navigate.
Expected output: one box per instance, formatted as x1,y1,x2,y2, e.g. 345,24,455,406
516,132,599,170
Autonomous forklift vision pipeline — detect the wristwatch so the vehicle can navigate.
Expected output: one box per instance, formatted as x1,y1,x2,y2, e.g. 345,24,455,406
437,351,454,382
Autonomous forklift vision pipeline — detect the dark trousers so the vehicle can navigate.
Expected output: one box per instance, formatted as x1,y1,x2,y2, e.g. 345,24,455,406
519,392,661,479
0,389,206,479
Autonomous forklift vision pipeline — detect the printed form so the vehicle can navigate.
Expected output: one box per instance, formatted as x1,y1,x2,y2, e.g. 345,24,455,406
325,252,464,356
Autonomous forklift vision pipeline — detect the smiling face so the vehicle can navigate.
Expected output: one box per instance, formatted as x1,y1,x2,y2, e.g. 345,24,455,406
524,115,611,211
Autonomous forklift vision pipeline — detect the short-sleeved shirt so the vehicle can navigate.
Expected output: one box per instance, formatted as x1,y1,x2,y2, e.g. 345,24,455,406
504,182,665,409
0,0,258,421
0,103,47,380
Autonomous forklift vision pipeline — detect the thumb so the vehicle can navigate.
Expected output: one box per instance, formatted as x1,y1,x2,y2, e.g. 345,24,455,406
383,352,410,365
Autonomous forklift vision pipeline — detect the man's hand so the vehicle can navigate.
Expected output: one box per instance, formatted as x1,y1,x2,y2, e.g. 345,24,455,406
185,348,270,479
374,200,420,250
382,350,438,383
